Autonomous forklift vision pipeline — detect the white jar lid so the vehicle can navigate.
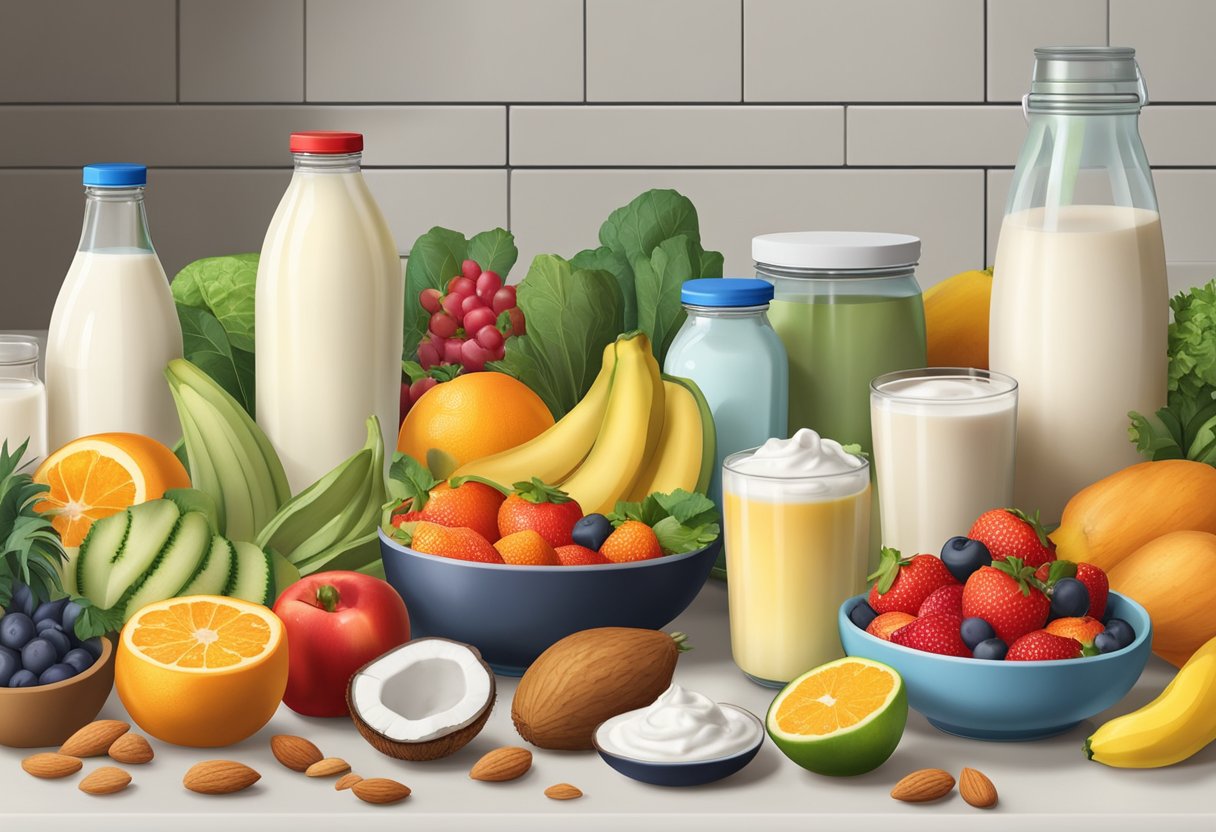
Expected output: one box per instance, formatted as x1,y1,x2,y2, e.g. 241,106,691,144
752,231,921,270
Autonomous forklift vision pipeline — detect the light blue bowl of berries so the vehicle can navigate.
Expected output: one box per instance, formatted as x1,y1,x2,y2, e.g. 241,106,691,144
837,542,1152,741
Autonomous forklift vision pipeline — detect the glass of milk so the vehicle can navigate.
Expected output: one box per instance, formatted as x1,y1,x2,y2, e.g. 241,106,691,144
0,334,48,470
723,429,871,688
870,368,1018,557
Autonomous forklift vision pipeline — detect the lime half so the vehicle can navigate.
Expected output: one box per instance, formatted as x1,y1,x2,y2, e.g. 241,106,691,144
766,656,907,776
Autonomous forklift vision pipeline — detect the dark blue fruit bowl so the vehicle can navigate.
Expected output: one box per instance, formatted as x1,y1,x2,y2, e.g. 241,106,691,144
379,530,718,675
592,705,764,787
838,591,1152,741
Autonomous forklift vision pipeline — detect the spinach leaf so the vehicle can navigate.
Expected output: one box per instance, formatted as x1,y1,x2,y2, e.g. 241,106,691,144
489,255,623,419
572,245,636,331
467,227,518,276
632,235,723,366
177,305,255,415
172,254,258,352
599,189,702,264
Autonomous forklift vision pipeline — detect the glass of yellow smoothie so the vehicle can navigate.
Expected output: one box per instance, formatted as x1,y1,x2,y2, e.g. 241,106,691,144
723,429,871,688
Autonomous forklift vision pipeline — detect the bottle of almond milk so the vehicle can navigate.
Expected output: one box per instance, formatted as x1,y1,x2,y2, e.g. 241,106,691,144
256,132,403,493
990,48,1167,522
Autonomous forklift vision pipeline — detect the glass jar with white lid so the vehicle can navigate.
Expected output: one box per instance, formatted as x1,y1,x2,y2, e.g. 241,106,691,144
0,334,48,470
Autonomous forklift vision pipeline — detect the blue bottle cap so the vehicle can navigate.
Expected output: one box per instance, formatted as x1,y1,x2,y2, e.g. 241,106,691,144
680,278,774,308
83,163,147,187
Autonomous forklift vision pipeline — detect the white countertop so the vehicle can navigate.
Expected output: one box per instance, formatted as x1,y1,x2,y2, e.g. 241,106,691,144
2,581,1212,831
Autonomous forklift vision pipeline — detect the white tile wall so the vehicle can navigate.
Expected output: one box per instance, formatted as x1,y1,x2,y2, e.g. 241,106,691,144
2,0,1215,328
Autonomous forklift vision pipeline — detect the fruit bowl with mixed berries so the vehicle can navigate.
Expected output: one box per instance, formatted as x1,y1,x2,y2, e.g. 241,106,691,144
376,462,720,674
837,508,1152,741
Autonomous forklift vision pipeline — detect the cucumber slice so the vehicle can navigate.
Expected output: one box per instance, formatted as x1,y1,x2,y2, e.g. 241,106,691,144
102,500,181,610
76,509,132,606
228,541,273,606
180,535,236,598
268,549,300,603
117,511,213,620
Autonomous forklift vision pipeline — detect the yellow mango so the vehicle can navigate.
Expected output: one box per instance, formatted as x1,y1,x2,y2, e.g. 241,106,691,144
923,268,992,370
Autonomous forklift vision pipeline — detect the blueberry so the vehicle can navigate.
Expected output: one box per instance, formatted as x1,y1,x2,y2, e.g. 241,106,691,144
35,619,63,634
960,617,996,650
7,669,37,688
572,514,614,552
1050,578,1090,619
973,638,1008,660
1094,632,1122,654
20,638,58,676
940,536,992,584
1105,618,1135,648
31,597,69,626
38,663,77,685
40,628,72,659
9,582,34,617
81,637,103,659
849,601,879,630
0,645,20,686
61,601,84,642
0,612,35,650
62,648,95,675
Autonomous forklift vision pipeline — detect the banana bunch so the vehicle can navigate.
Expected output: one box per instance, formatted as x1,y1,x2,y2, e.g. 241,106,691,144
256,415,386,576
166,359,291,542
1085,633,1216,767
454,333,715,514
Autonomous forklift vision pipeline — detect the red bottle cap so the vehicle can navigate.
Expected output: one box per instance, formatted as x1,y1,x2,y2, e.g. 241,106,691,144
289,131,364,154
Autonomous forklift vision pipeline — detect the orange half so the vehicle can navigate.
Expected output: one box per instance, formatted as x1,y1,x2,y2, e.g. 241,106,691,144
126,597,280,671
773,659,898,736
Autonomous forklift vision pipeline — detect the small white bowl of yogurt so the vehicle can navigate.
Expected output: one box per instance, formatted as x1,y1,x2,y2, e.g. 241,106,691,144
592,684,764,787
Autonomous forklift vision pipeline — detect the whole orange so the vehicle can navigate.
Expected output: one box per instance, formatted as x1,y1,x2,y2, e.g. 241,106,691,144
397,373,554,470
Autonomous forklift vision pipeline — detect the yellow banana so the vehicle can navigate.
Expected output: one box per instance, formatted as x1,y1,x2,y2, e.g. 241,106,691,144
1085,634,1216,767
452,342,616,487
627,379,705,500
559,333,660,514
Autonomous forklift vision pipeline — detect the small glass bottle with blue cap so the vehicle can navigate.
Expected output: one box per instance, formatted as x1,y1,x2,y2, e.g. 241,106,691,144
665,278,789,578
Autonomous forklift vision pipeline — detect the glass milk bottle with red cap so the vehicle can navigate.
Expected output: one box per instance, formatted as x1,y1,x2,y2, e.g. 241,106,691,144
256,132,403,492
45,163,183,448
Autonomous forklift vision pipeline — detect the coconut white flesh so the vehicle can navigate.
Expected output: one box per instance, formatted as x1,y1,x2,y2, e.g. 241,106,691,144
351,640,492,743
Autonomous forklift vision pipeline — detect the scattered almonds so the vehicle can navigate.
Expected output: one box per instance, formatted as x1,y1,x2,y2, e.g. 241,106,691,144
79,766,131,796
59,720,131,758
352,777,411,805
544,783,583,801
890,768,956,803
959,767,998,809
335,772,363,791
182,760,261,795
470,746,533,782
305,757,351,778
21,753,82,779
108,733,154,765
270,734,324,773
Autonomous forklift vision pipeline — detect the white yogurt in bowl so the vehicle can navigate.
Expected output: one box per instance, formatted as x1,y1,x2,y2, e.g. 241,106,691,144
595,684,762,763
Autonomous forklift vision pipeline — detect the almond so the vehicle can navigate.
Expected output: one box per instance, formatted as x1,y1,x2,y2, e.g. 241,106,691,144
21,753,82,779
79,766,131,795
959,767,998,809
108,733,154,765
544,783,583,801
891,768,956,803
305,757,351,777
470,746,533,782
183,760,261,795
270,734,323,773
352,777,411,805
335,773,363,791
59,720,131,757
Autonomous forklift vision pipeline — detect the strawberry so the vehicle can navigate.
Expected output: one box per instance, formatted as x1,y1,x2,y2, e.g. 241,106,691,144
494,530,560,566
866,612,917,642
600,520,663,563
1006,630,1083,661
419,480,505,543
917,584,965,617
890,613,970,657
407,521,503,563
1076,563,1109,620
866,548,958,615
961,558,1050,645
498,478,584,547
968,508,1056,568
1045,616,1104,654
555,544,611,566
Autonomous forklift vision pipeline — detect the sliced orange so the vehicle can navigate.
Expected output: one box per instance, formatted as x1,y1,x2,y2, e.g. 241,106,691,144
33,433,190,546
115,596,288,748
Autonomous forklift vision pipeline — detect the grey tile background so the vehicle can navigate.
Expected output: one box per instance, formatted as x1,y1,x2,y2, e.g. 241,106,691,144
2,0,1215,328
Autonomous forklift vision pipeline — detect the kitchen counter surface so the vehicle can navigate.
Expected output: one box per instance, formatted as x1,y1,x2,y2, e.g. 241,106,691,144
1,581,1212,831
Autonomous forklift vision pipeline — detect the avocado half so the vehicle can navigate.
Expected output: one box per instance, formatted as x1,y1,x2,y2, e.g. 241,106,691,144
347,637,496,761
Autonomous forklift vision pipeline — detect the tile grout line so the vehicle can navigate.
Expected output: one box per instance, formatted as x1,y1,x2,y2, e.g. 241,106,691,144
175,0,181,103
582,0,588,102
303,0,308,102
983,0,988,102
739,0,745,103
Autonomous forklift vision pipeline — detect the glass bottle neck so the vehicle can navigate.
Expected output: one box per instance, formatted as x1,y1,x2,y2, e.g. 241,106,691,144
292,152,363,174
684,303,771,320
0,359,39,382
78,186,154,253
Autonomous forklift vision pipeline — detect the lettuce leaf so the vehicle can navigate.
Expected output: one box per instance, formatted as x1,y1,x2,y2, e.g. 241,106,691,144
632,234,723,366
172,253,258,351
608,489,720,555
177,305,255,415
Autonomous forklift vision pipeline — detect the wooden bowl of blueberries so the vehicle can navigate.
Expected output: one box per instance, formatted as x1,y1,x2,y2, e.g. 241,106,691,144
0,583,115,748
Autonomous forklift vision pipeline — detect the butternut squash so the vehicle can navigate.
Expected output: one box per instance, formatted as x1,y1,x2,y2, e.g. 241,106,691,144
1108,530,1216,667
1050,460,1216,572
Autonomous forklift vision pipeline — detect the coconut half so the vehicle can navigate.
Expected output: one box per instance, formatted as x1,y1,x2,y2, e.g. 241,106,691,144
347,637,496,761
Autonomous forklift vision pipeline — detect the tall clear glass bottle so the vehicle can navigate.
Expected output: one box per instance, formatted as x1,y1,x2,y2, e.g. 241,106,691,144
990,47,1167,522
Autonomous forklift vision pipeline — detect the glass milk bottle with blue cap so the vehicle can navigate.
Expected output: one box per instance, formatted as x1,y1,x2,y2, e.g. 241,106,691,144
665,278,788,578
45,164,182,448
